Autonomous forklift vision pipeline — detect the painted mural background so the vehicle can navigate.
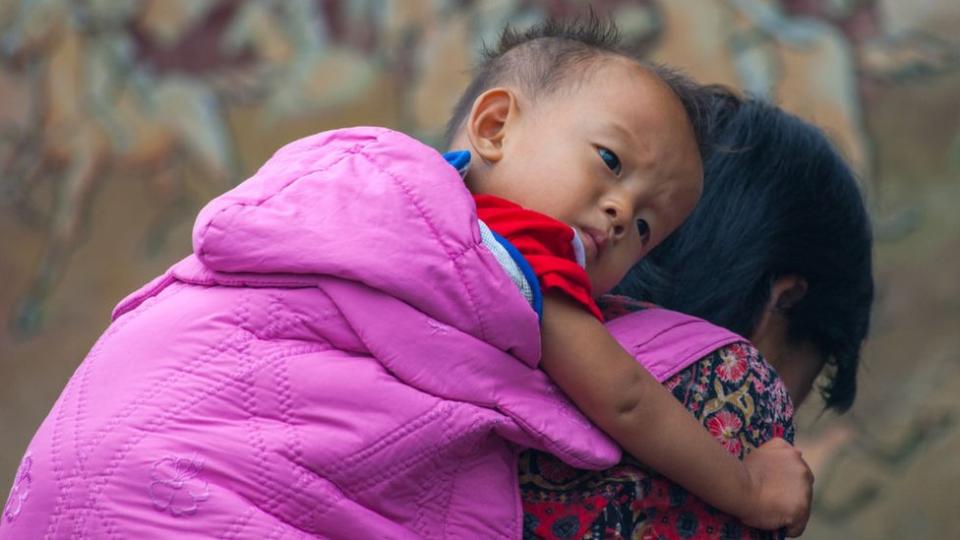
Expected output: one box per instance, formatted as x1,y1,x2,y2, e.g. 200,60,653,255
1,1,958,537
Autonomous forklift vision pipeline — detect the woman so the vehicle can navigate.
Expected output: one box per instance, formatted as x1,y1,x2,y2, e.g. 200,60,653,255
520,92,874,539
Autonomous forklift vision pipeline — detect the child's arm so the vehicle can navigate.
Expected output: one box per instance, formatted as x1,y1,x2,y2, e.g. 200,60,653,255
539,294,813,536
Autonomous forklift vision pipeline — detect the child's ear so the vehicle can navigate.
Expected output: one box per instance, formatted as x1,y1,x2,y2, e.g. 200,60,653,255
466,88,517,163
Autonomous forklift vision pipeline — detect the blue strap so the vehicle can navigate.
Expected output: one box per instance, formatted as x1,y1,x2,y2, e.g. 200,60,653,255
488,229,544,321
442,150,471,178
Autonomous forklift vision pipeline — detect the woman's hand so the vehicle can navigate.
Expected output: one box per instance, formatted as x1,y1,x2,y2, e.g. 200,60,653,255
741,437,814,537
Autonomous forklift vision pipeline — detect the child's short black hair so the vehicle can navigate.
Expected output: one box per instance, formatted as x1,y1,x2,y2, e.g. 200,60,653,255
616,90,874,412
444,16,712,160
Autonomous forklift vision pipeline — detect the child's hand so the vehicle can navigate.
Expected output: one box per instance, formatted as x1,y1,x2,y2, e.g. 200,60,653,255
741,437,814,537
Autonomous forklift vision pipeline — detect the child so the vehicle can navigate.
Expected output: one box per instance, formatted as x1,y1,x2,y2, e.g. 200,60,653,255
444,20,810,537
1,20,810,540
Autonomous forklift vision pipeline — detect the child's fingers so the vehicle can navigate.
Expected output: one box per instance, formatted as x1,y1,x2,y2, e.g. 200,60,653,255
743,436,816,534
785,461,814,537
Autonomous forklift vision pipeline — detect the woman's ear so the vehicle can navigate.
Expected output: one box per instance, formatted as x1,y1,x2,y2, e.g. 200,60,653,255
466,88,517,164
772,275,808,311
752,275,808,343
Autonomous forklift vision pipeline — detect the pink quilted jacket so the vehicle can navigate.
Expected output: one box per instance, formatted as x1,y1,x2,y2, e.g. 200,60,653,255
0,128,620,539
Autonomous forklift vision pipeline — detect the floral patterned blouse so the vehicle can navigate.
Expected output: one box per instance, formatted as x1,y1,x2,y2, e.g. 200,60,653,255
520,297,796,540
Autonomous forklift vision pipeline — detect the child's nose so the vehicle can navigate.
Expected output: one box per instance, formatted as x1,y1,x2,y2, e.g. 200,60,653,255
605,207,627,239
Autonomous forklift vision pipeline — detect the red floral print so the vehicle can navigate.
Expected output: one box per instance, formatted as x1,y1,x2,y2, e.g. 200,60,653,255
706,410,745,454
717,348,748,382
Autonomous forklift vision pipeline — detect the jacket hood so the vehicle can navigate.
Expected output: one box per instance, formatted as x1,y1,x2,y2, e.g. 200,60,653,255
185,127,542,367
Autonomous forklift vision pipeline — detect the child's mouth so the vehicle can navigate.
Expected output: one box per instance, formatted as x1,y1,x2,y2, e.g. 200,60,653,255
580,227,608,261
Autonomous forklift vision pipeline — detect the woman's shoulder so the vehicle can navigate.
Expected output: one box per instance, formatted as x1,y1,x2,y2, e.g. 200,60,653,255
601,297,750,385
670,341,796,453
598,295,796,448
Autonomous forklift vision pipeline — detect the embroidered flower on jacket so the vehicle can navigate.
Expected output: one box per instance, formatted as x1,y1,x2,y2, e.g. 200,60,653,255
149,455,210,517
537,454,581,486
716,348,747,382
664,375,683,393
706,411,744,455
3,454,33,524
747,351,772,380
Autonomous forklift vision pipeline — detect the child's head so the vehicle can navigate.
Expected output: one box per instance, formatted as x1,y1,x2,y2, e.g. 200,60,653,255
446,18,709,294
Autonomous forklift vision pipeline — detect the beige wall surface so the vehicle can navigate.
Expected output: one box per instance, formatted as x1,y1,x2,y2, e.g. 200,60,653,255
1,1,958,537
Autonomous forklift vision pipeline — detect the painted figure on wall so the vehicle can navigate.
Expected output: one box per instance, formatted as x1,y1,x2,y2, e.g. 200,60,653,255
1,0,955,335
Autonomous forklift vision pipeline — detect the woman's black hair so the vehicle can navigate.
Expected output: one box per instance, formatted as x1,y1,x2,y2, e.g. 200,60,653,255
615,89,874,412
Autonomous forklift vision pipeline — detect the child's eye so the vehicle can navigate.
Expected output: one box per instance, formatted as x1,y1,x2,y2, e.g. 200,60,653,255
636,219,650,239
598,147,622,175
